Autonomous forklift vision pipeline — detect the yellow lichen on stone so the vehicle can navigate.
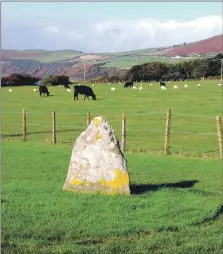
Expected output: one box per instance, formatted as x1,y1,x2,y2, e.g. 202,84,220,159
93,117,101,127
70,176,83,185
99,168,129,189
95,132,102,141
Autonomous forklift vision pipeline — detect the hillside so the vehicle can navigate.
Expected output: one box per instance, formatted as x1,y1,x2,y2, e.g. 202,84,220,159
1,34,222,81
149,34,223,56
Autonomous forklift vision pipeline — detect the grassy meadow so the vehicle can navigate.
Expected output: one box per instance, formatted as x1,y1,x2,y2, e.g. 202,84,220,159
1,141,222,253
1,80,222,158
1,80,223,253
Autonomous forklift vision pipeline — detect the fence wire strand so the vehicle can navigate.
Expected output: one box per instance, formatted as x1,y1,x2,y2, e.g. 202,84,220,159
1,110,221,158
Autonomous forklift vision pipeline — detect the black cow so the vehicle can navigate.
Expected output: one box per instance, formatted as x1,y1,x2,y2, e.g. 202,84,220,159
64,81,73,89
64,83,70,89
74,85,96,100
124,81,133,88
160,82,166,88
39,86,49,96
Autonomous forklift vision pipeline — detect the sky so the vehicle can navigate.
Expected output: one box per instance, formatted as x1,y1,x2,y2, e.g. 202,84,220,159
1,2,223,53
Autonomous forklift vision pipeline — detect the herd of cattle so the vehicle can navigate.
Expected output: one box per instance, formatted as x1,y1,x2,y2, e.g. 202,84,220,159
39,84,97,100
38,81,163,100
39,81,140,100
37,80,222,100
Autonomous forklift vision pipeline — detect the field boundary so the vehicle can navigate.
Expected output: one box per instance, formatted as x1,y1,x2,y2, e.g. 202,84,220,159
1,109,222,159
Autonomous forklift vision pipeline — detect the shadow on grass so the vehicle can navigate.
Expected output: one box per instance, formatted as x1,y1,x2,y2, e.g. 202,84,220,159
192,204,223,226
39,94,54,97
130,180,199,194
75,239,104,246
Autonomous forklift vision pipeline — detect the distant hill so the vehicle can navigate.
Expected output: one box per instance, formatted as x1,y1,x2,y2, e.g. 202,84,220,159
1,34,222,81
149,34,223,56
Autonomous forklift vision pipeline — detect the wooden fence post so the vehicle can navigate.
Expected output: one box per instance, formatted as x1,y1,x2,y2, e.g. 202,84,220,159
22,109,26,141
164,109,172,155
87,112,91,127
52,111,56,144
216,116,223,159
121,113,126,152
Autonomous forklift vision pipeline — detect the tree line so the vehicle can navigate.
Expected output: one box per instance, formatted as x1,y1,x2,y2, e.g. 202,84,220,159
107,53,223,82
1,53,222,86
1,74,73,87
1,73,40,87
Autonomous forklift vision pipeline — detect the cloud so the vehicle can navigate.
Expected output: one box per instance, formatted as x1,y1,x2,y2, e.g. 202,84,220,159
67,30,85,40
2,15,222,53
44,25,59,34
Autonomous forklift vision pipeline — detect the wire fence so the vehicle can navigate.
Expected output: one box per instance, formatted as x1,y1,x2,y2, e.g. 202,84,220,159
1,109,222,159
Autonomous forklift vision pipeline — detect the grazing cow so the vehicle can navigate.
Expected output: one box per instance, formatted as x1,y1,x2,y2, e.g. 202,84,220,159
39,86,49,96
74,85,96,100
124,81,133,88
160,82,166,88
64,83,71,89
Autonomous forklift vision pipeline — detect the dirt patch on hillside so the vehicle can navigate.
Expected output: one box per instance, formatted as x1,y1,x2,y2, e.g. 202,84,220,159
80,55,105,60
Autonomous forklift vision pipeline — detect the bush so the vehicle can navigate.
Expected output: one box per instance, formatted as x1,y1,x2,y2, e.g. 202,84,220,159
1,73,40,87
42,75,72,87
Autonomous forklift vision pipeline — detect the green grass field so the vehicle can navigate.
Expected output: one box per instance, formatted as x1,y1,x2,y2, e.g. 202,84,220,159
1,80,223,253
1,80,222,158
103,56,202,68
1,142,222,253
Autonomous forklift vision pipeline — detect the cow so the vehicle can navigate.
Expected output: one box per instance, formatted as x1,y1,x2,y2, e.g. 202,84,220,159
160,82,166,88
124,81,133,88
64,83,71,89
39,86,49,96
74,85,96,100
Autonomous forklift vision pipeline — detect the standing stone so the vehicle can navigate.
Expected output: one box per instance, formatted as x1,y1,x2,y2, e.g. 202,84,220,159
63,116,130,195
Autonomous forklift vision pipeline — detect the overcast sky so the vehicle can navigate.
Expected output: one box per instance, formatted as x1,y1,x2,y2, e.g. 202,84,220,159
2,2,222,53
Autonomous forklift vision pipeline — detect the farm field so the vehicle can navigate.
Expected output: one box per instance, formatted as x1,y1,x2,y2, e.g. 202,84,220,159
1,141,222,254
1,80,222,158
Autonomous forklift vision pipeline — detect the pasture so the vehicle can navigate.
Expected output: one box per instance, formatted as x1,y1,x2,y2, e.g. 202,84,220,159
1,142,222,254
1,80,222,158
1,80,222,253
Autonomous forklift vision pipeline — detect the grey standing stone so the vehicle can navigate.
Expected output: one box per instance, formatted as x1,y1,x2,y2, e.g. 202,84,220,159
63,116,130,195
